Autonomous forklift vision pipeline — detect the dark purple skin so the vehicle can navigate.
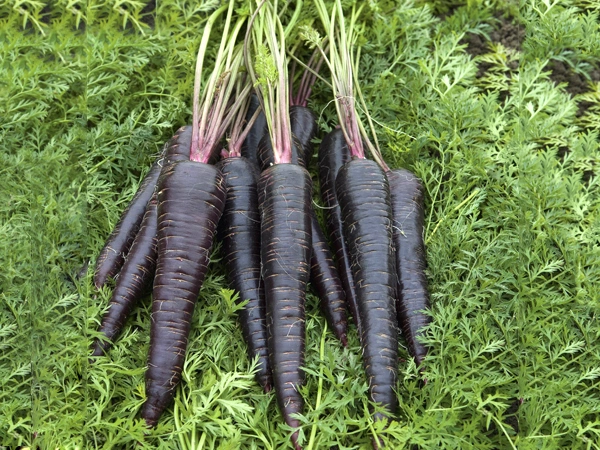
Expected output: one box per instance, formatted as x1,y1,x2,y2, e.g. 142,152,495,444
260,119,349,350
258,164,312,450
240,94,266,169
318,129,361,337
141,161,226,427
216,157,272,392
94,159,161,289
290,105,317,168
310,211,348,346
335,158,399,422
387,169,431,366
164,125,194,163
93,126,193,289
92,195,159,357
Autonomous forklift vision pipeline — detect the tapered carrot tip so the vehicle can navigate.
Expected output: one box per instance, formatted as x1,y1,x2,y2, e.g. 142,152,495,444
340,332,348,348
141,401,161,428
372,435,383,450
90,341,107,358
291,430,302,450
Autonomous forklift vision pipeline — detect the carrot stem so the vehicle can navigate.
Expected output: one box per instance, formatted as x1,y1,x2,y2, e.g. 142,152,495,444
245,0,294,164
191,0,247,163
191,4,229,159
312,0,366,158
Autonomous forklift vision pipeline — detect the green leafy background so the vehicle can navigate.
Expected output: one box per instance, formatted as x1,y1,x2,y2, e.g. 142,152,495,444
1,0,599,448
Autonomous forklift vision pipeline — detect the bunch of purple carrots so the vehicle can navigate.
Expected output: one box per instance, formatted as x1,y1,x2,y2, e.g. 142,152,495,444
89,1,431,448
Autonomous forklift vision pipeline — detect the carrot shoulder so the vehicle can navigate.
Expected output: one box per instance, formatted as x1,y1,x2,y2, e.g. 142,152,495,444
290,105,317,168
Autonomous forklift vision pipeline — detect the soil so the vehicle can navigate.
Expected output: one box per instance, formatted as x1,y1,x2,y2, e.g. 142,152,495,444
548,60,590,96
463,15,523,82
489,19,525,52
463,16,524,58
140,0,156,29
547,59,600,116
485,398,521,440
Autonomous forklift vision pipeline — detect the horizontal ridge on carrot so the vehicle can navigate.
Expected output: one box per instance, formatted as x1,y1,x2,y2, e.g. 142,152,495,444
309,209,348,346
217,157,272,390
93,124,193,291
142,161,226,425
387,169,431,366
93,158,162,289
259,163,311,449
336,159,398,419
347,4,432,368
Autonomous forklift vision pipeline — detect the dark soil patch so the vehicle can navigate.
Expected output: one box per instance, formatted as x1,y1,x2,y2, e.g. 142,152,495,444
489,17,524,52
548,59,590,96
557,146,570,162
140,0,156,29
463,15,524,58
463,15,522,82
464,32,489,58
548,60,600,116
576,101,595,118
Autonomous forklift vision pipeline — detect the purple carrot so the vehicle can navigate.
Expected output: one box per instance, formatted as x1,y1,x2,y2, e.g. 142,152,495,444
92,194,159,357
386,169,430,366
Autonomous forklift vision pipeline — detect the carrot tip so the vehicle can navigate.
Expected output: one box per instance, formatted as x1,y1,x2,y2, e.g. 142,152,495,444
340,333,348,348
143,417,158,428
291,430,302,450
90,343,105,358
141,402,161,428
372,435,384,450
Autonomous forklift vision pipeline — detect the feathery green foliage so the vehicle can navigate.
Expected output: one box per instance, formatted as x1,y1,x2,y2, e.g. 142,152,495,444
1,0,599,448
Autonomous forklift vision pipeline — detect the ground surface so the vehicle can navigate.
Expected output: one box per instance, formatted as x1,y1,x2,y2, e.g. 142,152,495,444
1,0,600,449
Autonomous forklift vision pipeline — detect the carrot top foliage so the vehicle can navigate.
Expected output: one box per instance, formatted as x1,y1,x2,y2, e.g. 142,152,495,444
2,0,600,448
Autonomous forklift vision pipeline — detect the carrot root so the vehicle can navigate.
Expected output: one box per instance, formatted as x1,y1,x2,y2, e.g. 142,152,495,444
335,158,399,421
217,157,272,391
92,195,159,357
387,168,431,366
258,163,312,444
141,160,226,427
